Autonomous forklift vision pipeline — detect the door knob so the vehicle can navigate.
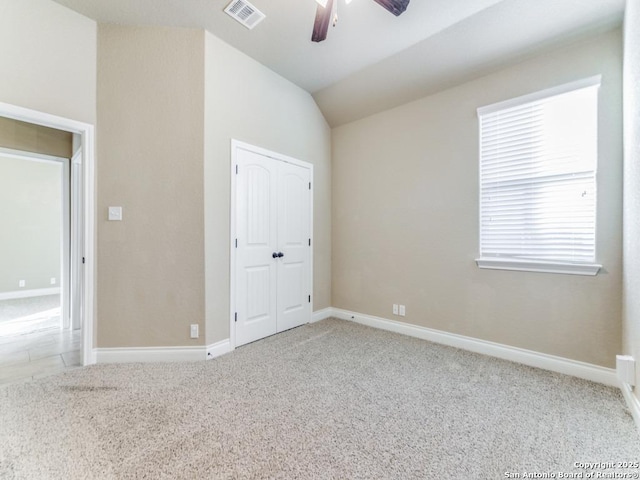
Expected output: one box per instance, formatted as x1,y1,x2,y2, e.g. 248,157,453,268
277,252,284,258
272,252,278,259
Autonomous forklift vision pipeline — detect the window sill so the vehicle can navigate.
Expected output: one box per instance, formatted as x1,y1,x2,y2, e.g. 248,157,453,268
475,258,601,276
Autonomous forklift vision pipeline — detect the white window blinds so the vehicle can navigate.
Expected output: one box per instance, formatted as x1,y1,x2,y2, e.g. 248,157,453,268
477,77,600,272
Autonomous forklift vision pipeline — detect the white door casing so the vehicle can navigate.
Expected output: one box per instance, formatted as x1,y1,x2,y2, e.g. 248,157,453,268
70,145,83,331
231,141,313,348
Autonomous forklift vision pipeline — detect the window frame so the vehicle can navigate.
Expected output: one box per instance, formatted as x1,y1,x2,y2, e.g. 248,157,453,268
475,76,603,276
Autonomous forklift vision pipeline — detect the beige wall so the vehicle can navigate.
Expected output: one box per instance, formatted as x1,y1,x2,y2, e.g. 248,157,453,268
0,118,72,159
0,155,62,294
623,0,640,398
97,25,206,347
95,26,331,348
332,29,623,367
0,0,96,125
204,33,332,344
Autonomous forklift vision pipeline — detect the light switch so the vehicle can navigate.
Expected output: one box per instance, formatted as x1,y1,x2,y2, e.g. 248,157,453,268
108,206,123,221
190,324,199,339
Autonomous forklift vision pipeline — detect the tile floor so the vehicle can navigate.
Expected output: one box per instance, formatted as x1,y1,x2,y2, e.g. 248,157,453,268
0,328,82,385
0,295,82,386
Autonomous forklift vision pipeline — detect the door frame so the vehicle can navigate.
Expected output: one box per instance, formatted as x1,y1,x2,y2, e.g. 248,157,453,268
229,139,314,349
0,101,96,365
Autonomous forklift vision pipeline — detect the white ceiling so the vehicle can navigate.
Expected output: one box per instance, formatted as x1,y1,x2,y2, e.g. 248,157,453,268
52,0,625,126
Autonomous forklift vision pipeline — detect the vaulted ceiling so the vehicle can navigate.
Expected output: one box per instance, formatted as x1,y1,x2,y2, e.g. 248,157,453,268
52,0,625,126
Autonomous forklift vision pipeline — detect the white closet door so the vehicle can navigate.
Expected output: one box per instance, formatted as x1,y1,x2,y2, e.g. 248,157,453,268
235,149,279,347
276,161,311,332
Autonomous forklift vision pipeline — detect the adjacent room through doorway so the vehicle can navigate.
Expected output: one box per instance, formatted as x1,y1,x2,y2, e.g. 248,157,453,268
0,118,81,384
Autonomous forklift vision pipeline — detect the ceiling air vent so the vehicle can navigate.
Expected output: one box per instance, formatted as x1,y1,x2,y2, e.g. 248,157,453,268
224,0,265,30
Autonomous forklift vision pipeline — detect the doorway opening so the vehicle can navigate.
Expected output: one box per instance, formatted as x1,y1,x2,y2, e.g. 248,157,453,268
0,147,70,339
0,102,95,382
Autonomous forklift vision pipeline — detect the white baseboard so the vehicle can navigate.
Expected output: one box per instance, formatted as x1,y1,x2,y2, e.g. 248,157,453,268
621,383,640,431
312,307,333,323
95,346,206,363
330,308,618,387
0,287,61,301
91,308,620,389
95,339,234,364
206,339,232,360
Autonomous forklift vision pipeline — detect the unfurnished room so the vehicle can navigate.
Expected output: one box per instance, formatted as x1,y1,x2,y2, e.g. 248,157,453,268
0,0,639,478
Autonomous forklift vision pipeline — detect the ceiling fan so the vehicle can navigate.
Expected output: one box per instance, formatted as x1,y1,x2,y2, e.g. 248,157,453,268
312,0,410,42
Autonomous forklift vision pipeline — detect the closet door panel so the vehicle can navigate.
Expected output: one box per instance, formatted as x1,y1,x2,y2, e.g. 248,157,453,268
276,161,311,332
235,149,278,347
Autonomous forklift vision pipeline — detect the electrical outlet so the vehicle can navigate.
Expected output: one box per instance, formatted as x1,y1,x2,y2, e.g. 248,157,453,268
190,324,199,339
50,277,56,285
399,305,406,317
19,280,25,288
393,304,399,315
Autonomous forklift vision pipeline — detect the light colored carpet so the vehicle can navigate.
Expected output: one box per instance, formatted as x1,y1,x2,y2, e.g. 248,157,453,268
1,318,638,479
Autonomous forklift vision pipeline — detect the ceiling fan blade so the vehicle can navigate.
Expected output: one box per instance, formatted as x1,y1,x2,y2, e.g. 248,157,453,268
312,0,334,42
372,0,410,16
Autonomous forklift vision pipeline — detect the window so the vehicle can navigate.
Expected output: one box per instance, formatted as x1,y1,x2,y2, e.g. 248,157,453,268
476,76,602,276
